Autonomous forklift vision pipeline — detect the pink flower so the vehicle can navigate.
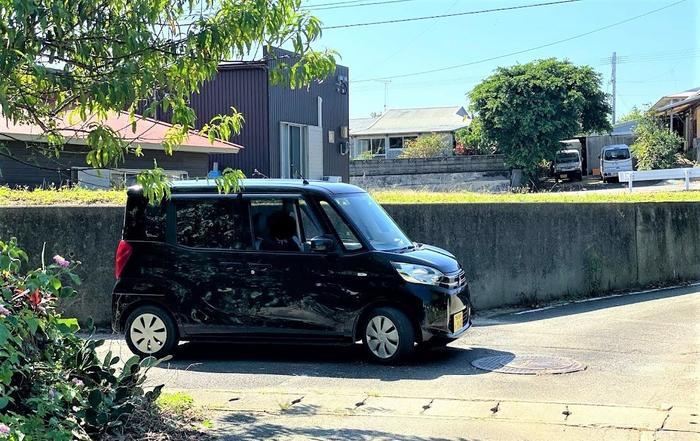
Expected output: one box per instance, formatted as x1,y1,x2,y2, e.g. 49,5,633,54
71,378,84,388
0,305,9,318
53,255,70,268
0,423,9,437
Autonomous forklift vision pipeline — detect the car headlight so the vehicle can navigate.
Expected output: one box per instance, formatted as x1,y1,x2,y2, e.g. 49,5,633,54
391,262,443,285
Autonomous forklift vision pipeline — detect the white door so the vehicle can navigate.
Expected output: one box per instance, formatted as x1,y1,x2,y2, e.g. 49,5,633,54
307,126,323,179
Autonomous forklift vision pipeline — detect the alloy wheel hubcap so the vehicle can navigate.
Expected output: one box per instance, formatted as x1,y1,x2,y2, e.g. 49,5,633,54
130,313,167,354
366,315,399,359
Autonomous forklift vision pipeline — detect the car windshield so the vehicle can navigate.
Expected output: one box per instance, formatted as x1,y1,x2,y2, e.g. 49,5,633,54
333,193,413,251
604,148,630,160
556,152,579,163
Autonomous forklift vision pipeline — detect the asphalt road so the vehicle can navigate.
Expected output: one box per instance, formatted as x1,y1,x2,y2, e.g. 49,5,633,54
543,175,700,193
97,285,700,440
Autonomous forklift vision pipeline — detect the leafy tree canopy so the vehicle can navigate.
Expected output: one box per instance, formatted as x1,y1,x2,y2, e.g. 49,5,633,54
454,118,497,155
617,105,646,123
631,109,683,170
0,0,336,199
468,58,611,178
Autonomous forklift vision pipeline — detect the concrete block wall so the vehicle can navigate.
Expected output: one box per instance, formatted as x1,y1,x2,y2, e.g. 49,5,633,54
349,155,508,177
0,202,698,324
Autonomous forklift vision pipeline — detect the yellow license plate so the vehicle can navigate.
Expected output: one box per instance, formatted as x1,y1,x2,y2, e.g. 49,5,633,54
453,311,463,331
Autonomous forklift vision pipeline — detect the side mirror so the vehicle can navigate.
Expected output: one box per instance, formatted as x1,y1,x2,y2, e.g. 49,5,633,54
309,235,337,253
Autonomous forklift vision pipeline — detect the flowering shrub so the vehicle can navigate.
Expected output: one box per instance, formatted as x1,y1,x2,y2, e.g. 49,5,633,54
0,238,161,440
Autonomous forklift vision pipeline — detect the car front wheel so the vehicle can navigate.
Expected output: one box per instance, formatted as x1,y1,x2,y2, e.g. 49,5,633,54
125,306,178,359
362,307,415,364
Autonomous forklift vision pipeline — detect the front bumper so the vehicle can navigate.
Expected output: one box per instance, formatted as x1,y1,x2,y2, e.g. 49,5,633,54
418,272,472,343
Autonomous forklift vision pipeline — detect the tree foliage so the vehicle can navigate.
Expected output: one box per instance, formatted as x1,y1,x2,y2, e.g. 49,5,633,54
631,110,683,170
398,133,452,159
454,118,496,155
617,105,646,123
0,0,336,200
468,58,611,178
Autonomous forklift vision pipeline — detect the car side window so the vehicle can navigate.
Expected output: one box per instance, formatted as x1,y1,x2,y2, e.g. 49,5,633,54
319,201,363,251
298,199,322,242
249,198,303,252
175,198,251,249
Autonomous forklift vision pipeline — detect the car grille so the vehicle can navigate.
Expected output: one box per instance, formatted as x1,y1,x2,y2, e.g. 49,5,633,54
439,270,467,289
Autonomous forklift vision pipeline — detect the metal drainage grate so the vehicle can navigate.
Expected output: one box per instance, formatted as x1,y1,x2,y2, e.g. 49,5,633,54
471,354,586,375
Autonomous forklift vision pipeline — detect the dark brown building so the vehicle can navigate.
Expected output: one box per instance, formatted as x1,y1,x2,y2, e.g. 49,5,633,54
184,48,350,182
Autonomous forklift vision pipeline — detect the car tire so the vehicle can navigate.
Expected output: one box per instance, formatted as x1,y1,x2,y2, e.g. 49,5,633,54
362,307,415,364
125,305,178,359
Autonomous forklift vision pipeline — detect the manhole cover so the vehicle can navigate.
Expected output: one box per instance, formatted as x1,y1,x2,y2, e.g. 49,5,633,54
471,355,586,375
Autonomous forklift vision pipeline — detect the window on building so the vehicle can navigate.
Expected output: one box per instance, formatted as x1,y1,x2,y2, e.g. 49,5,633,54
175,199,251,249
389,136,418,150
370,138,386,155
354,138,386,157
280,123,308,178
402,136,417,147
389,137,403,149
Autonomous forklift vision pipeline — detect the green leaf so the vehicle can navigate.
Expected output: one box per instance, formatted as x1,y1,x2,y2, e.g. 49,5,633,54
69,273,82,285
56,318,80,332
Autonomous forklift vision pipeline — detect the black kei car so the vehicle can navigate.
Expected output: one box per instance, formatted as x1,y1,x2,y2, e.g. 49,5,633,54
113,179,471,363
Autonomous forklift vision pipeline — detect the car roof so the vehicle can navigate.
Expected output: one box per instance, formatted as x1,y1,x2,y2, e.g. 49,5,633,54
556,149,580,154
602,144,629,150
127,178,366,197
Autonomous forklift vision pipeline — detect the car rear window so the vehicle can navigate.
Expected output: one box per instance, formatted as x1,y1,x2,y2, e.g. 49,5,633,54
174,198,251,250
123,196,166,241
604,148,630,160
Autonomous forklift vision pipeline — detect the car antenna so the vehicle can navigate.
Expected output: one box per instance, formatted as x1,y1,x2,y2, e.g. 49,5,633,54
292,164,309,185
252,169,269,179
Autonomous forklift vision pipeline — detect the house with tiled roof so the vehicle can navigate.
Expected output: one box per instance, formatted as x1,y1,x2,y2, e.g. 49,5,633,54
0,112,242,188
349,106,471,159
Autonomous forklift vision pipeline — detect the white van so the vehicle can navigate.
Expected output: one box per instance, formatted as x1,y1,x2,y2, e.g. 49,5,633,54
553,149,583,181
600,144,633,183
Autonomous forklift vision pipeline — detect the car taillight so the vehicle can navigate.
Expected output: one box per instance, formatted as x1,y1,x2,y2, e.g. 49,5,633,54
115,240,133,279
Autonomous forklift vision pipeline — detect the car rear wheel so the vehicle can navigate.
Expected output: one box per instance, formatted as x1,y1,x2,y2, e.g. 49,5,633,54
362,307,415,364
125,306,178,359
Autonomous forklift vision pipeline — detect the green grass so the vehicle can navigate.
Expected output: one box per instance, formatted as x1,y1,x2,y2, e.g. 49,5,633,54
370,190,700,204
156,392,195,416
1,186,699,206
0,186,125,206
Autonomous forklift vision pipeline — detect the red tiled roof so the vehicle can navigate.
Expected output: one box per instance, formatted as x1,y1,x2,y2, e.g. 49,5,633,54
0,111,243,154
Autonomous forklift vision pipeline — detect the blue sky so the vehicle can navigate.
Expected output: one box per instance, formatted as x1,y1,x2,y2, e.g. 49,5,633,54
303,0,699,119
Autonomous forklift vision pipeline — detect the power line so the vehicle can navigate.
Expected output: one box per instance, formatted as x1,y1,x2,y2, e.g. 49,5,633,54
307,0,418,11
303,0,367,7
322,0,580,30
351,0,688,82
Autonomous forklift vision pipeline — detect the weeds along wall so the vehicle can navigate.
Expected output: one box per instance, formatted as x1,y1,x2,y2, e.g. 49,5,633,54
0,203,698,325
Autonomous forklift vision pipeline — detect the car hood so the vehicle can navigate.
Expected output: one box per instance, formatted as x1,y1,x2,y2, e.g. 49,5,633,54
390,243,461,274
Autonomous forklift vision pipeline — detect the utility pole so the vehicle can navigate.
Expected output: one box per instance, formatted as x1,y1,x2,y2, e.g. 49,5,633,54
373,79,391,113
611,51,617,125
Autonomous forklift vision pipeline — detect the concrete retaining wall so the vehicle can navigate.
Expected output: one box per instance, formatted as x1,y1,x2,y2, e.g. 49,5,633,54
349,155,510,191
350,155,508,176
0,203,698,325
